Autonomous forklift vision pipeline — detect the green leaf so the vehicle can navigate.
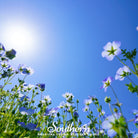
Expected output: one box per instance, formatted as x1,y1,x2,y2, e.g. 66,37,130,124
126,83,138,94
121,48,137,61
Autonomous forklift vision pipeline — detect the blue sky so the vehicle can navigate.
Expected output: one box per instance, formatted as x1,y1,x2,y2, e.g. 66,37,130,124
0,0,138,132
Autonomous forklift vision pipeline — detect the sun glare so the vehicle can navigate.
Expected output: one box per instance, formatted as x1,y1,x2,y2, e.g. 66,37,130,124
2,24,36,58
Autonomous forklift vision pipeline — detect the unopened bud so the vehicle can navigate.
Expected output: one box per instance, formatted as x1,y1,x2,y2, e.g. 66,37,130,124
104,96,111,103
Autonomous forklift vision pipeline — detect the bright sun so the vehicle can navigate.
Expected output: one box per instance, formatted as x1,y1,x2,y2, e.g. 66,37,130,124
2,24,36,58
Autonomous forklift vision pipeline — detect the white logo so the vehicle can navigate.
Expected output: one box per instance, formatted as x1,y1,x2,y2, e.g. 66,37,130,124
47,122,90,135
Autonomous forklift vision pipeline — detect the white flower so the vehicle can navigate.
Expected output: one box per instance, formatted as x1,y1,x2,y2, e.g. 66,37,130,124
58,101,65,109
115,66,130,81
134,133,138,138
102,41,121,61
62,92,74,101
18,64,34,75
44,95,51,103
23,83,34,91
49,108,59,117
102,113,121,137
18,92,30,101
41,100,46,104
18,92,24,98
84,99,92,106
100,110,105,116
64,102,71,109
82,106,89,112
101,76,113,92
1,61,9,68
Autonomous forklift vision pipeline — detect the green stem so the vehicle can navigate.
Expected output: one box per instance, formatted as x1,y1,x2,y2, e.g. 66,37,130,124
70,107,76,128
63,112,66,129
41,91,42,101
126,76,137,86
110,86,119,103
109,86,130,132
1,73,17,91
109,103,115,118
0,67,3,73
98,105,101,135
110,86,123,115
131,60,138,75
8,73,16,82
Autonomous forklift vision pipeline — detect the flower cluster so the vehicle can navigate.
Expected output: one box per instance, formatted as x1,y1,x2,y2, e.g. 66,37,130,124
101,41,138,137
62,92,74,102
102,113,121,137
0,41,137,138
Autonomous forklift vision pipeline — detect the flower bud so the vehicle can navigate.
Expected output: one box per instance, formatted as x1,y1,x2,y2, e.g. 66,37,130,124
104,96,111,103
98,108,101,113
73,111,79,118
114,108,118,113
76,99,79,103
57,112,60,117
36,92,39,95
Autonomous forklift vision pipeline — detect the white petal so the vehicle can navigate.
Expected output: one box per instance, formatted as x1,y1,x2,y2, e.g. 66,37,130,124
119,77,124,81
114,113,121,119
135,118,138,122
123,66,130,73
20,111,28,115
115,48,121,55
115,74,120,80
102,50,108,57
112,41,121,48
107,129,117,137
19,93,24,98
134,133,138,138
102,120,112,129
107,115,115,123
103,42,112,50
116,68,123,75
104,87,107,92
106,55,114,61
115,74,124,81
107,77,113,83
